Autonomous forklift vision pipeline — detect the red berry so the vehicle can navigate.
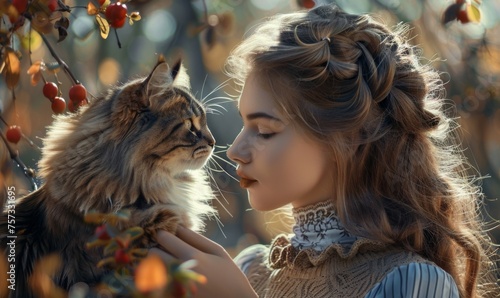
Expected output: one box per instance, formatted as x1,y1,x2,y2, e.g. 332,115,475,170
43,82,59,99
6,125,22,144
457,5,470,23
12,0,28,14
171,281,187,298
68,84,87,103
51,97,66,114
301,0,315,9
114,249,131,264
105,2,127,28
47,0,57,12
95,225,111,240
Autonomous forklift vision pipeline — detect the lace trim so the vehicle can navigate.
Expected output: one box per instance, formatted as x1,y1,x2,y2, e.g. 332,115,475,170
291,200,357,251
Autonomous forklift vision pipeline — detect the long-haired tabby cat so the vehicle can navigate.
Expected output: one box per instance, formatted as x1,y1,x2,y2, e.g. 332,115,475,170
0,56,216,297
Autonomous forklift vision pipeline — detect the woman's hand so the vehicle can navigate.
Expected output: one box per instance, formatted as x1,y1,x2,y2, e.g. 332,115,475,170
151,226,258,298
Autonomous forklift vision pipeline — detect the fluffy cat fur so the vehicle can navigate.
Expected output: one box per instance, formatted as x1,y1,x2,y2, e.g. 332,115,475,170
0,57,216,297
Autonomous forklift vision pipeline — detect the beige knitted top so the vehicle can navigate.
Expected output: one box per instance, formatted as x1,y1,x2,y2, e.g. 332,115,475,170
235,201,459,298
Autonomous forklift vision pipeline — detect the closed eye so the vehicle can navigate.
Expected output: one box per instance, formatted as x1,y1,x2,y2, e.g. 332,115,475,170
257,132,275,139
170,122,184,135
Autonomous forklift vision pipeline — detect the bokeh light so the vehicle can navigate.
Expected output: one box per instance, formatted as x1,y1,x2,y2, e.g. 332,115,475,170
98,58,121,86
142,10,177,43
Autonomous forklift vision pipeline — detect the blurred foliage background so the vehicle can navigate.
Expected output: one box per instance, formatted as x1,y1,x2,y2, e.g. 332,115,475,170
1,0,499,257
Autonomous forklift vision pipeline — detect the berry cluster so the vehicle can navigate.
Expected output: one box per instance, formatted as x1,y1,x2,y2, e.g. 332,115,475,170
42,82,88,114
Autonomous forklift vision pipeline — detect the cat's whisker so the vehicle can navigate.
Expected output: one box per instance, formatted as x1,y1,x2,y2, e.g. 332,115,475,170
214,144,230,149
201,78,232,103
200,74,209,103
205,108,224,116
211,154,237,170
203,96,234,107
213,150,230,155
214,216,227,239
205,163,233,213
206,103,229,112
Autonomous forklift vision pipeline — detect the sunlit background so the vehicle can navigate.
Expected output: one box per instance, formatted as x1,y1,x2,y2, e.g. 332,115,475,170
1,0,499,257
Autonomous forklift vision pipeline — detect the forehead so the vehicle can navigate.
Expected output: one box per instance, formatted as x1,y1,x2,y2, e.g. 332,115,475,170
158,88,203,117
238,75,281,117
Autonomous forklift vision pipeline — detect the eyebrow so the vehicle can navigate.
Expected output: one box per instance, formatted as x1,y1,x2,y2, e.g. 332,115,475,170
239,111,282,122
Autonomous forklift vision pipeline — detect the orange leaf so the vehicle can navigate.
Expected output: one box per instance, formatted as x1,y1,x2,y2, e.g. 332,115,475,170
3,48,20,90
87,1,98,15
27,61,42,75
28,254,66,298
135,255,168,293
27,61,44,86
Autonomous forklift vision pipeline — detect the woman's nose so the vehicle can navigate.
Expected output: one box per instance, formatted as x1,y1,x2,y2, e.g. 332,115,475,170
227,131,251,164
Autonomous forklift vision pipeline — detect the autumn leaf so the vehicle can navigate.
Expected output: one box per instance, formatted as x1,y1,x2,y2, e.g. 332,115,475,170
123,226,144,242
87,1,98,15
135,255,169,293
3,48,21,90
96,14,110,39
96,256,115,268
467,4,481,23
28,254,66,298
103,239,119,255
442,3,461,25
54,17,70,42
27,60,45,86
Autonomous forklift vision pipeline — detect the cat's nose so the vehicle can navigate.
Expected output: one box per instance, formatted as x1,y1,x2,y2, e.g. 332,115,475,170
206,136,215,147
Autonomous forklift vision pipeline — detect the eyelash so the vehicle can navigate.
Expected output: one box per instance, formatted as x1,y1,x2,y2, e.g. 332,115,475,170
257,132,275,139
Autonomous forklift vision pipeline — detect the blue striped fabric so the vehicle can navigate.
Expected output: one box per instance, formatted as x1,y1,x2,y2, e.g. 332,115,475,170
364,263,459,298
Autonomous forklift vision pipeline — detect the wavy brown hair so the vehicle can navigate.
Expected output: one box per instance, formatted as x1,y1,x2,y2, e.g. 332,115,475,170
226,4,498,297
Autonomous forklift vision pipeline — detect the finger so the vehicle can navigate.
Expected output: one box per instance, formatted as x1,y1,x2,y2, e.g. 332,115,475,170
176,226,228,258
155,230,200,260
148,247,176,264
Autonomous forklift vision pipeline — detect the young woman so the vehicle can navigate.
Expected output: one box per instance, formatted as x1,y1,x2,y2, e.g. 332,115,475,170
153,4,499,297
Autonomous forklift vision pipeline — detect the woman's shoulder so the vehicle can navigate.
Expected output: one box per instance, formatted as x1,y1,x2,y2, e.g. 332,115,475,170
364,262,459,298
234,244,269,276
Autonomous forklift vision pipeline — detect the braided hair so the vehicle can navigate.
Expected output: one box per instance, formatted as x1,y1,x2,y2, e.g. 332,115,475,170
227,4,498,297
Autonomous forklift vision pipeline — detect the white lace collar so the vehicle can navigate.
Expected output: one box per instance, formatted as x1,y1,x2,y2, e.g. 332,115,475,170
291,200,358,252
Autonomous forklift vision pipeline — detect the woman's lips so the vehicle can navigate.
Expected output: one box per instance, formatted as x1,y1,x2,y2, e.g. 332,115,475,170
237,169,257,188
240,178,257,188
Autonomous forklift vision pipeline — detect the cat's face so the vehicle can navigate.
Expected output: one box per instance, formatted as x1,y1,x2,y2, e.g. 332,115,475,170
38,58,215,210
109,60,215,175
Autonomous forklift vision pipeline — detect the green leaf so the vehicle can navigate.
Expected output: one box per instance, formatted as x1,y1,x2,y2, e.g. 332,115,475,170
104,240,119,256
130,248,149,257
86,238,110,249
97,256,115,268
123,226,144,241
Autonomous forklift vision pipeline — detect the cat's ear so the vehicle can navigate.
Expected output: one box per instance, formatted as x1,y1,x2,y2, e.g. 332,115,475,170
170,59,191,90
143,56,191,99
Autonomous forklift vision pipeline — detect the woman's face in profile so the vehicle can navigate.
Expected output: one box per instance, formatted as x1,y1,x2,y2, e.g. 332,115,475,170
227,75,334,211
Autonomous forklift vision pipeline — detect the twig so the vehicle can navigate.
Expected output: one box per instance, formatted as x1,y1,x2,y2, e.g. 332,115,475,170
39,33,79,85
0,133,38,190
0,115,41,151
